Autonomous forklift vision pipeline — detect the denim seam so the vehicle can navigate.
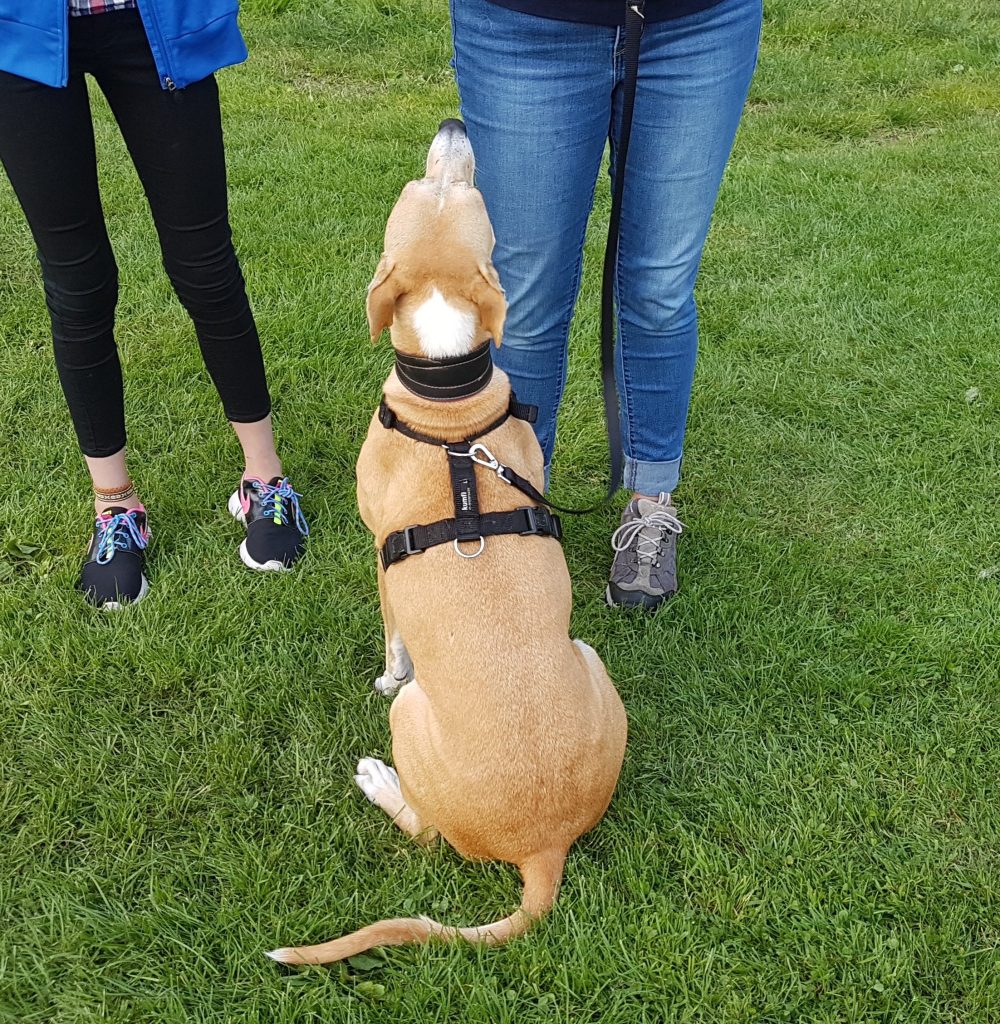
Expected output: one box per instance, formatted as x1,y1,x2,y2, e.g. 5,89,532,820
554,108,608,459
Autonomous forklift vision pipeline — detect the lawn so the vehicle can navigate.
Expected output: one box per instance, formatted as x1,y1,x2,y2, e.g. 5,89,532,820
1,1,999,1021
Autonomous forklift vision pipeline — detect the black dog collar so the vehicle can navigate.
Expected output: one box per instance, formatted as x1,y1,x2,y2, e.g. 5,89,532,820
394,341,493,400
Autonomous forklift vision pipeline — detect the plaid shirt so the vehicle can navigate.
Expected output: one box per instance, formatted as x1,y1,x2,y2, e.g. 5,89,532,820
69,0,138,15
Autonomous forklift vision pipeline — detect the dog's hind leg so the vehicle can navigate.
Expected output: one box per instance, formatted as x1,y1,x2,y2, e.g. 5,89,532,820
375,631,413,697
355,757,438,845
374,565,413,696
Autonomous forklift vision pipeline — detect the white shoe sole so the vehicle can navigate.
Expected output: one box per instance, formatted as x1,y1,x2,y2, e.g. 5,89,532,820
101,574,149,611
228,489,247,526
228,489,292,573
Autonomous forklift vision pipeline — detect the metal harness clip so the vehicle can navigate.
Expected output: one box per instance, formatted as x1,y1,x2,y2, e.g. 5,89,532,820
467,442,506,475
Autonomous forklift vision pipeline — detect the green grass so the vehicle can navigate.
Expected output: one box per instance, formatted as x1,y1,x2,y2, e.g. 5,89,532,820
2,1,999,1020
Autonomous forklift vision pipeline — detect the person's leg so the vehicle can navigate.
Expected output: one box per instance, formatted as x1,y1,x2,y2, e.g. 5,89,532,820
93,11,305,569
92,11,281,482
0,62,152,608
612,0,763,498
0,67,144,515
450,0,615,475
606,0,762,608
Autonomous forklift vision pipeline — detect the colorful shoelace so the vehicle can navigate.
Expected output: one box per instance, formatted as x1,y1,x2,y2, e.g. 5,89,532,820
95,510,148,565
254,478,309,536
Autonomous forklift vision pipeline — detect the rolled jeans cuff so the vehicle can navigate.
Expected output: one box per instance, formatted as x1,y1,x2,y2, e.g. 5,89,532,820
624,455,682,497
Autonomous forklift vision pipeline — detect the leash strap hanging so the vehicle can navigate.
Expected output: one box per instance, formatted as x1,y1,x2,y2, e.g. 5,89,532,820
438,442,614,517
380,4,643,523
499,464,574,513
515,0,644,517
377,35,652,570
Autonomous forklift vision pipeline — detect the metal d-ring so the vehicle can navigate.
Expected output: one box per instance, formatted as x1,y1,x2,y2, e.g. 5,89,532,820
454,536,486,559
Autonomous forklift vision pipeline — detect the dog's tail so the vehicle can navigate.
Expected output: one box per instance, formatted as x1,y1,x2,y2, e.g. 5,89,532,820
265,848,566,966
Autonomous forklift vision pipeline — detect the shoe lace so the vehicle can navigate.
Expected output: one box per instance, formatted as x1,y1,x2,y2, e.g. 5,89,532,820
95,511,148,565
256,478,309,536
611,505,684,562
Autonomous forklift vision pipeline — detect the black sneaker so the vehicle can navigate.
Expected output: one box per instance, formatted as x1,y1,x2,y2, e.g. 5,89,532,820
228,476,308,571
78,506,150,609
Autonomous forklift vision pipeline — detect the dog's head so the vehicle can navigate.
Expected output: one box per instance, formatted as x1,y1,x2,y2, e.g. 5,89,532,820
366,120,506,358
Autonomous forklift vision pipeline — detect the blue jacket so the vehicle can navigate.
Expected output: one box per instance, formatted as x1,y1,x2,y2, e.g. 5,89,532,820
0,1,248,90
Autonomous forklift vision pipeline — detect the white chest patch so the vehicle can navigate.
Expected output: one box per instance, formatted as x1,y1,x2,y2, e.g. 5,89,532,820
411,288,475,359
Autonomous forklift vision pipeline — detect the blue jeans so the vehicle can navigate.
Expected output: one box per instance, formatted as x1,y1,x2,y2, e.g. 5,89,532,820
450,0,762,494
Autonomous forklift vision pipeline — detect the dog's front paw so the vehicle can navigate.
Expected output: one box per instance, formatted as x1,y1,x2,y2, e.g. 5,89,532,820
354,757,402,806
373,671,411,697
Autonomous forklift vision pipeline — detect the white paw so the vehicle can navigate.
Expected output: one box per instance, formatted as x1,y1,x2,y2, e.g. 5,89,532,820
354,757,401,804
373,671,411,697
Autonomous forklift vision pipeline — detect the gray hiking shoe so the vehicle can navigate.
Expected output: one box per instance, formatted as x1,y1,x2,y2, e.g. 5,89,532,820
606,493,684,610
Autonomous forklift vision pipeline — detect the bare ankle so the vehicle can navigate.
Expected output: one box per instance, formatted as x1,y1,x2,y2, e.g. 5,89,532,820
243,459,283,482
231,415,282,482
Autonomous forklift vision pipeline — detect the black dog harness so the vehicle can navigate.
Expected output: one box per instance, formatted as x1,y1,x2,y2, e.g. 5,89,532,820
379,344,563,570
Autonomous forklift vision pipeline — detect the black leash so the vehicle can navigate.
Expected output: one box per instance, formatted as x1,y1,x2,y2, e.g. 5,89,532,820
535,0,644,514
596,0,645,506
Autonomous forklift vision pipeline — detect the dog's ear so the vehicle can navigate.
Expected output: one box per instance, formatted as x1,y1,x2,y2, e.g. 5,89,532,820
474,261,506,348
366,255,401,342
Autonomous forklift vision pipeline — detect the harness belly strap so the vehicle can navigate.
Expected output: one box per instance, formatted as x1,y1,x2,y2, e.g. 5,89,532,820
381,506,562,570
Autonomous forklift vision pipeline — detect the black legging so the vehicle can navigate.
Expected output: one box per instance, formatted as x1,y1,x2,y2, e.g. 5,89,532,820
0,10,271,458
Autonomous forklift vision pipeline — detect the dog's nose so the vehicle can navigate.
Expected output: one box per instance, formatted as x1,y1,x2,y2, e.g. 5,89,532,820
426,118,475,185
438,118,467,137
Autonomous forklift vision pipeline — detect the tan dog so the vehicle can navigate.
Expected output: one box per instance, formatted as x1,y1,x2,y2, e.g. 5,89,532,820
267,121,627,966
